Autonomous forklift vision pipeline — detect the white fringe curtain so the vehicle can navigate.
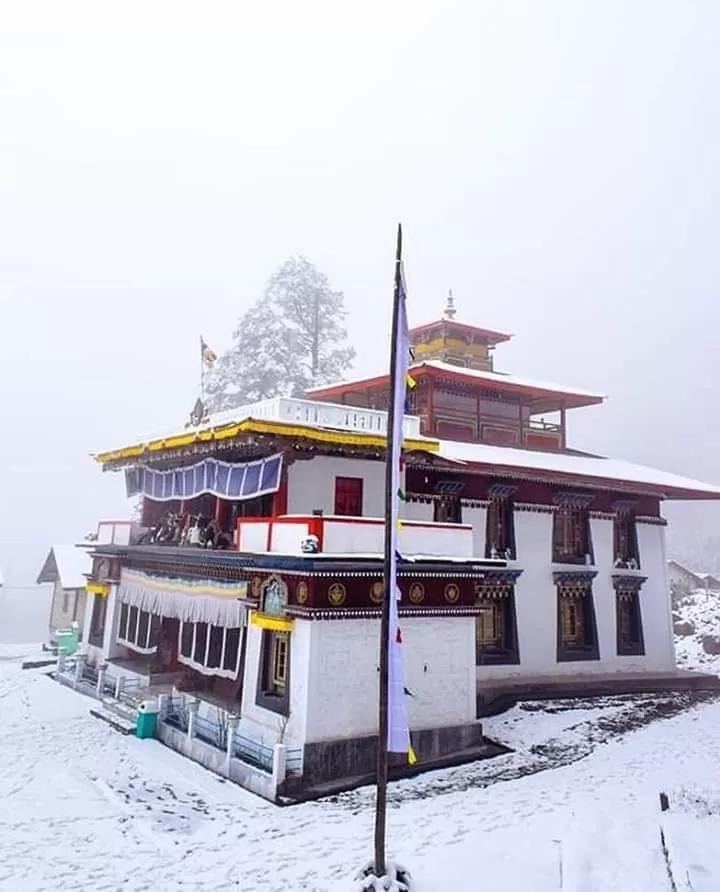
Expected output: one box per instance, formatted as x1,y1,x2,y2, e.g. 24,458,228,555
118,569,250,628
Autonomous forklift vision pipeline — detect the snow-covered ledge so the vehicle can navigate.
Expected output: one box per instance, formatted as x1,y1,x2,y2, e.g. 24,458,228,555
201,397,422,439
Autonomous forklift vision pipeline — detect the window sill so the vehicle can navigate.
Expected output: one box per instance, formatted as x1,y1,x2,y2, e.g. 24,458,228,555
557,647,600,662
552,562,596,572
617,646,645,657
477,649,520,667
255,690,289,716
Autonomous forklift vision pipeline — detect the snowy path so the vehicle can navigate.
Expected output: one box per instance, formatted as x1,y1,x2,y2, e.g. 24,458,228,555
0,653,718,890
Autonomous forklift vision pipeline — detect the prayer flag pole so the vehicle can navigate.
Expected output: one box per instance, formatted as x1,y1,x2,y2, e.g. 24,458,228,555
373,223,404,878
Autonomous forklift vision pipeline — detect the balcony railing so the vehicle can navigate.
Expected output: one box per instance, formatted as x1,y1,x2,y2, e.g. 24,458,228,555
526,419,562,433
204,397,422,439
236,514,475,558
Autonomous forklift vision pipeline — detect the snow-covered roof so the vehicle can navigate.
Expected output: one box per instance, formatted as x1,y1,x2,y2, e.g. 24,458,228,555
36,546,93,589
436,439,720,500
308,359,605,407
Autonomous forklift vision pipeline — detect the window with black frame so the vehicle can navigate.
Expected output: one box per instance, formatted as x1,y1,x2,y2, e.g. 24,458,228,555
556,577,599,661
475,579,519,665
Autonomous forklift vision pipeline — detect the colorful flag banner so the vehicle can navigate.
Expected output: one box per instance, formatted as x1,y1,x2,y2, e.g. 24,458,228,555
201,336,217,367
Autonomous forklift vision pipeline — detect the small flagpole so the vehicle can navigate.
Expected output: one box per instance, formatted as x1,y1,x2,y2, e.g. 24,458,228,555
374,222,403,878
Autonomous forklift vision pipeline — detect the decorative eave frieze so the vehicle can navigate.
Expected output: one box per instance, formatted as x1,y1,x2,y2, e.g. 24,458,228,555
554,491,596,508
552,569,599,584
611,573,648,592
286,605,487,621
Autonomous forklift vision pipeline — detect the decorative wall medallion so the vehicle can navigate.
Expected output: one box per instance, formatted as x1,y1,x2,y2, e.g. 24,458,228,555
296,580,309,605
369,581,384,605
328,582,347,607
409,582,425,604
261,576,288,616
444,583,460,604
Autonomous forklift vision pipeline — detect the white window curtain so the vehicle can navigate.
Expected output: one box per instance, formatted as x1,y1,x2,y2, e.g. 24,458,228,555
117,603,161,655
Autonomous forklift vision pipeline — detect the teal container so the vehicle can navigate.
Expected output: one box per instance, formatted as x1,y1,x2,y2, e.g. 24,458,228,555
135,700,159,739
56,623,79,656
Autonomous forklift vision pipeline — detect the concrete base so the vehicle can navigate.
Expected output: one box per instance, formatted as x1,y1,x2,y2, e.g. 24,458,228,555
157,722,279,802
476,669,720,717
279,720,505,802
89,707,136,735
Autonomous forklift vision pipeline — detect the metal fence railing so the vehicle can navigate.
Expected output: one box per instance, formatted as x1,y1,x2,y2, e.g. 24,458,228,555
163,697,188,732
234,733,274,773
285,747,303,775
193,715,226,751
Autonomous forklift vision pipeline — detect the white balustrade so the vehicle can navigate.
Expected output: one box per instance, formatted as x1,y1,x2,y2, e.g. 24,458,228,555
205,397,421,439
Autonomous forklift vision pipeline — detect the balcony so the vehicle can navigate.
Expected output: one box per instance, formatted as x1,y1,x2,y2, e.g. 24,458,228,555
523,418,563,450
236,514,474,559
206,397,422,440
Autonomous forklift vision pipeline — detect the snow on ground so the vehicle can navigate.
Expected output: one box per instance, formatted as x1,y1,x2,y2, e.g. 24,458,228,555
674,588,720,675
1,648,719,892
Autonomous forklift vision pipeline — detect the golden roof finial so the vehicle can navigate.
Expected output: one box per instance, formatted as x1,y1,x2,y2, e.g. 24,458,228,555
443,289,457,320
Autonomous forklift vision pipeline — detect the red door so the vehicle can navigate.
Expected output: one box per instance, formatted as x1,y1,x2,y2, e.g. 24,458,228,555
334,477,363,516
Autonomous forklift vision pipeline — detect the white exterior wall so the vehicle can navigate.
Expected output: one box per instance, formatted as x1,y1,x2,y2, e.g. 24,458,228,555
286,456,388,516
636,521,675,671
400,500,433,522
238,619,311,747
463,505,488,558
482,509,555,680
302,616,476,743
103,583,125,660
477,509,676,681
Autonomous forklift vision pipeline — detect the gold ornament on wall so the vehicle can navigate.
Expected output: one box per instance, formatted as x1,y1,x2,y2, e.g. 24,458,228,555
444,582,461,604
409,582,425,604
296,580,309,605
328,582,347,607
369,580,384,604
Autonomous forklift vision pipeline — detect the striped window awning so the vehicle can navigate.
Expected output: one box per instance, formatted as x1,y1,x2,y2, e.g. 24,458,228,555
117,569,250,628
124,453,283,503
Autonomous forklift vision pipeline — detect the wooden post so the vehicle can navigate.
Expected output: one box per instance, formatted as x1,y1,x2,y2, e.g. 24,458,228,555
374,223,403,879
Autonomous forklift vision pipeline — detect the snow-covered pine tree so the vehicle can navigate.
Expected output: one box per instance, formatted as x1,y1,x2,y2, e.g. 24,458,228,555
205,257,356,412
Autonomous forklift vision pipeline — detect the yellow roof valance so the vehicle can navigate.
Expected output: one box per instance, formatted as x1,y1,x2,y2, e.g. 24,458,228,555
95,418,438,468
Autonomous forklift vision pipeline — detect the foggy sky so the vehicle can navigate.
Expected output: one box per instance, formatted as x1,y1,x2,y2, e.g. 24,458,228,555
2,0,720,584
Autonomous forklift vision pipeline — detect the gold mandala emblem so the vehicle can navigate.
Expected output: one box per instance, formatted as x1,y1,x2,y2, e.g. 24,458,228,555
369,581,384,604
328,582,346,607
296,581,309,605
409,582,425,604
444,583,460,604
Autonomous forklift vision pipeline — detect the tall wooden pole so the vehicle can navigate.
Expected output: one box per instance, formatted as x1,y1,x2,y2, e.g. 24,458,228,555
373,223,403,878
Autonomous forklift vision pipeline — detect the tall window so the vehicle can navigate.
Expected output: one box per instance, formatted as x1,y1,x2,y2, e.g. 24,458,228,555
177,621,243,679
434,496,462,524
256,630,290,715
485,497,515,558
556,578,599,661
613,512,639,568
475,579,519,665
118,603,161,654
553,507,592,564
334,477,363,516
89,595,108,647
615,585,645,655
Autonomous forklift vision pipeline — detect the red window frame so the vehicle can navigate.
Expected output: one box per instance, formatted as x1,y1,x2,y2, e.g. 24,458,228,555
334,477,364,517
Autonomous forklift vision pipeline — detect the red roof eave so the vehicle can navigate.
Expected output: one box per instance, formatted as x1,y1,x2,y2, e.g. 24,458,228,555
455,458,720,502
308,364,604,410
